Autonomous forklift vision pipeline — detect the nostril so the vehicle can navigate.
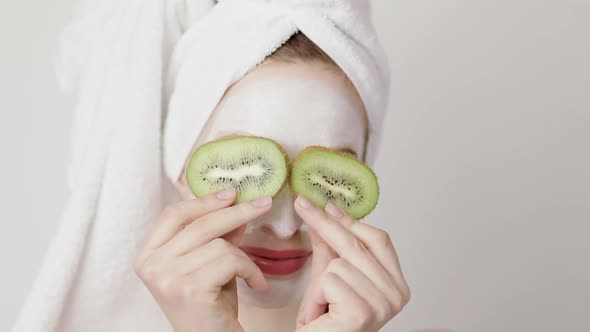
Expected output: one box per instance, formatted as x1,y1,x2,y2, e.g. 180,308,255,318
260,224,275,235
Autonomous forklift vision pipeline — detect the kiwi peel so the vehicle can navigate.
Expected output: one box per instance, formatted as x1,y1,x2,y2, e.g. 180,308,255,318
290,146,379,219
186,136,289,204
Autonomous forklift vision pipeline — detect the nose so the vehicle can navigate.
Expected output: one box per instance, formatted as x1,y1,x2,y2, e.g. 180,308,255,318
246,188,304,239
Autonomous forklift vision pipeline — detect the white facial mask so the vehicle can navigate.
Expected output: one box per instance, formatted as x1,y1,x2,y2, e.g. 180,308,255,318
202,69,366,307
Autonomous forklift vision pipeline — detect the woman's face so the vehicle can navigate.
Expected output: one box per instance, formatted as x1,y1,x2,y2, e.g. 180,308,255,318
174,59,367,308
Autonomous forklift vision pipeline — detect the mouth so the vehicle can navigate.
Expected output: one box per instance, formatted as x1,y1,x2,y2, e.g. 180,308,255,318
239,246,312,276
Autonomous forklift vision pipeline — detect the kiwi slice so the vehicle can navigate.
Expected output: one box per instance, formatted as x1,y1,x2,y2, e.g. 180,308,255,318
290,146,379,219
186,136,288,203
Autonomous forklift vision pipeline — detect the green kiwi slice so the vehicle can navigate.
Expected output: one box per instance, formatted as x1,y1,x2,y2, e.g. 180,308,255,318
186,136,288,204
290,146,379,219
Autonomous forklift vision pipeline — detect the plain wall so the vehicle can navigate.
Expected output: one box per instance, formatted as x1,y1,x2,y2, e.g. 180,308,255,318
1,1,589,331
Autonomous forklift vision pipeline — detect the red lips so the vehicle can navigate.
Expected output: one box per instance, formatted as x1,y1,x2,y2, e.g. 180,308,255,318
239,246,312,276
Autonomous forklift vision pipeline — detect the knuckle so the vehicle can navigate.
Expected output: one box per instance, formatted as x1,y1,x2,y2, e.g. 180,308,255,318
402,285,412,304
345,238,368,255
210,237,232,251
320,271,337,285
136,263,159,283
389,292,405,312
236,202,255,216
373,228,393,248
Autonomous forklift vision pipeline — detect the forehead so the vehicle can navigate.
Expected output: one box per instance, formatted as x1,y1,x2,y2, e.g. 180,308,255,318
204,61,367,158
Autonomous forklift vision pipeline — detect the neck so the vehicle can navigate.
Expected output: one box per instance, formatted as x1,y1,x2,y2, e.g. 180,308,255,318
238,299,301,332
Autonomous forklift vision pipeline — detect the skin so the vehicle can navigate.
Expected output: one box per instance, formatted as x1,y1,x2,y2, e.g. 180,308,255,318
134,59,410,332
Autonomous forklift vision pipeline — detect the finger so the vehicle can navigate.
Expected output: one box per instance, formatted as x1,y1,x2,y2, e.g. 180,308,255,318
309,228,338,280
142,188,236,251
297,228,337,326
325,203,411,301
295,196,396,301
166,238,245,278
325,258,393,322
190,249,268,291
306,271,368,325
160,196,272,257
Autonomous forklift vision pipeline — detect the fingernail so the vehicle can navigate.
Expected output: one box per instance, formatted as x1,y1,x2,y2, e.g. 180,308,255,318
250,196,272,207
297,195,313,209
325,203,344,219
216,188,236,200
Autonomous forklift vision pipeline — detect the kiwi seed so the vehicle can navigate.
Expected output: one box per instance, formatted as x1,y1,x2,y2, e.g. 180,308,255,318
186,136,289,204
290,146,379,219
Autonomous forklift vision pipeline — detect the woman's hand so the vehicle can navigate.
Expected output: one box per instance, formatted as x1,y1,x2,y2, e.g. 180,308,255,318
133,189,272,332
294,196,411,332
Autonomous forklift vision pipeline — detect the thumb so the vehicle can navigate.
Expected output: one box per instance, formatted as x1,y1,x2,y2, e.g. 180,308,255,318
297,228,337,327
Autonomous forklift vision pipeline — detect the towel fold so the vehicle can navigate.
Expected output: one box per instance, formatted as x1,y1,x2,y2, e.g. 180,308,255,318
12,1,390,331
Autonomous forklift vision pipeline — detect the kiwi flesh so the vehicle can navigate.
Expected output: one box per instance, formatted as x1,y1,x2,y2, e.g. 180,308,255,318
290,146,379,219
186,136,289,204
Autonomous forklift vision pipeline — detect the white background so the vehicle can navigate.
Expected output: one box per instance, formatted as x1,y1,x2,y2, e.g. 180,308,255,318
1,1,589,331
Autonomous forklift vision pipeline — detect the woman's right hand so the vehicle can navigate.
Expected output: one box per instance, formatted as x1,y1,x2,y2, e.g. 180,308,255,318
133,188,272,332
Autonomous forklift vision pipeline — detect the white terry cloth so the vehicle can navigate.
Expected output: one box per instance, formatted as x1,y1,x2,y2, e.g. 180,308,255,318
11,0,391,331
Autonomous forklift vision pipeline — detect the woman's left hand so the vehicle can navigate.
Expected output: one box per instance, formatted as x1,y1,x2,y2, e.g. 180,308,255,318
293,195,411,332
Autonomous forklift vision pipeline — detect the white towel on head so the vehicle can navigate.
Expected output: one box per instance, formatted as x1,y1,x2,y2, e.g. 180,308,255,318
164,0,391,184
11,0,390,331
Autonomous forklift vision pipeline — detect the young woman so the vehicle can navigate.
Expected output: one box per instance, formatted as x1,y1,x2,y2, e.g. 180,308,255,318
133,33,411,332
12,2,409,332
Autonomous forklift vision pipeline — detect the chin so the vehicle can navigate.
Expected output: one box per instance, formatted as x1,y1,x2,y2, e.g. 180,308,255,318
236,259,312,308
